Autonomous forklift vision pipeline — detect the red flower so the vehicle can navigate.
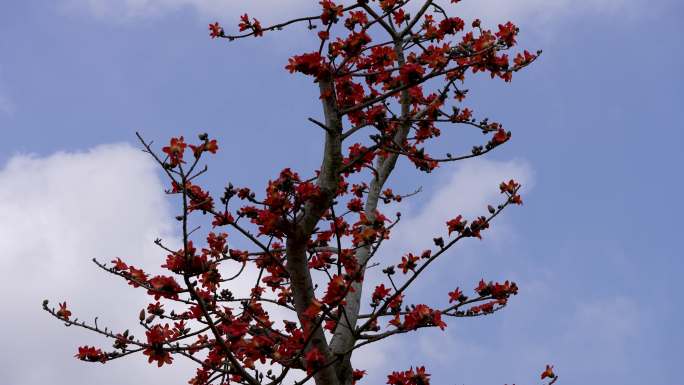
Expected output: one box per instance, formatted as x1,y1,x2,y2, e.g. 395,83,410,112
147,276,182,300
352,369,366,384
295,181,320,202
393,9,406,25
345,11,368,30
143,325,174,367
439,17,464,35
403,304,446,331
212,211,234,227
111,257,128,271
161,136,187,167
413,366,431,384
541,365,555,380
448,288,463,303
475,279,490,296
309,251,334,269
189,139,219,158
239,14,263,37
202,232,228,259
496,22,518,47
238,14,250,31
320,0,344,25
56,302,72,320
498,179,523,205
446,215,464,235
452,107,472,122
499,179,520,194
252,19,263,37
303,299,323,320
399,63,425,84
127,266,148,287
223,320,249,339
490,280,518,299
492,128,509,145
347,197,364,212
286,52,329,79
75,346,107,363
371,284,391,305
322,274,352,304
208,22,223,38
147,301,164,315
388,366,431,385
397,253,419,274
514,50,537,66
304,347,326,374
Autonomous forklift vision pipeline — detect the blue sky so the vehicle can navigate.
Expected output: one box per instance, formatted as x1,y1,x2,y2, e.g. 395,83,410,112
0,1,682,385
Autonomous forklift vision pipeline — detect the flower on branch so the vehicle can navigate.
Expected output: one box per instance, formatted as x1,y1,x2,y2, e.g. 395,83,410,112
75,346,107,363
56,302,72,321
161,136,187,167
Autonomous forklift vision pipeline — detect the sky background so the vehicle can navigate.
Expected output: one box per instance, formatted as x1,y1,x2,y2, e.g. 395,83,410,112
0,0,682,385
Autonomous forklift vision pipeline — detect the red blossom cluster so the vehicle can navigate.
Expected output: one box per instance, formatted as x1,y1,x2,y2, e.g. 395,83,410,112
464,279,519,315
238,14,263,37
162,136,187,166
389,304,446,331
75,346,107,363
286,53,329,79
542,365,557,380
387,366,431,385
144,324,174,367
208,22,223,39
320,0,344,25
56,301,71,320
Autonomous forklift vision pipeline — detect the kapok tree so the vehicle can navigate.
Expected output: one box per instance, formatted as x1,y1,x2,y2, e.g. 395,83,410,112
44,1,558,385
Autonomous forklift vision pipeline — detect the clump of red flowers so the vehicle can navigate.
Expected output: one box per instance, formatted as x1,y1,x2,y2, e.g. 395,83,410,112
143,325,174,367
387,366,431,385
75,346,107,363
56,302,71,320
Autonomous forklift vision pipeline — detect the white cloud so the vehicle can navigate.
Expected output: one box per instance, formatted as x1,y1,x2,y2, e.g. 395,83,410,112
457,0,645,25
341,158,535,380
387,158,534,255
559,296,641,373
0,144,197,384
412,287,643,384
376,158,645,384
59,0,312,22
0,143,308,384
347,158,534,312
60,0,647,27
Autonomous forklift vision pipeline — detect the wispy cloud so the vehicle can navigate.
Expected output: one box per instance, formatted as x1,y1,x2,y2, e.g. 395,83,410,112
387,158,534,253
347,158,534,383
0,143,305,384
360,158,650,384
457,0,648,25
60,0,648,26
0,144,197,384
59,0,312,22
412,295,643,384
